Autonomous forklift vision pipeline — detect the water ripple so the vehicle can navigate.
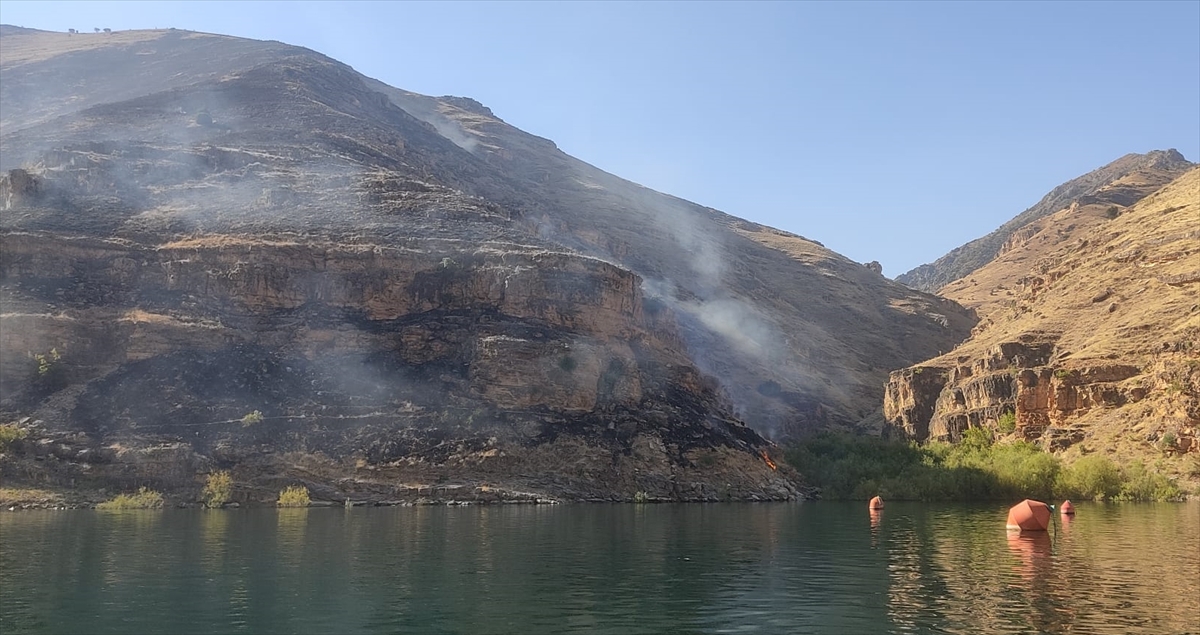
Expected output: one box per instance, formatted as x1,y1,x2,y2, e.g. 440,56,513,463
1,502,1197,634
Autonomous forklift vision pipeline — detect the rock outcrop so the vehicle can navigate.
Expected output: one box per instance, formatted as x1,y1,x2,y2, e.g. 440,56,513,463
0,169,41,209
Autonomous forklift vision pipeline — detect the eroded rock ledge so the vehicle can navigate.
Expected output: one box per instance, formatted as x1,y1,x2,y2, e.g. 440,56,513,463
883,334,1199,454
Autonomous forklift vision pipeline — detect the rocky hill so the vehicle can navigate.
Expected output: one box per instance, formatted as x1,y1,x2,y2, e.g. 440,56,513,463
938,151,1195,323
885,166,1200,483
0,27,971,504
896,150,1194,293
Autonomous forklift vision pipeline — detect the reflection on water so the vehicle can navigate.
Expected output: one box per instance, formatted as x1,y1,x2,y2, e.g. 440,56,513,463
880,503,1200,635
1,502,1197,634
1007,530,1053,582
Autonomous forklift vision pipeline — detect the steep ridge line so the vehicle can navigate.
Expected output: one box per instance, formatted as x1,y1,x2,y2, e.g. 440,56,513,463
896,150,1194,292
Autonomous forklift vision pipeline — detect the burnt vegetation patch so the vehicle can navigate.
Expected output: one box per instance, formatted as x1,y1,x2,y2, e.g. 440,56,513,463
68,346,439,442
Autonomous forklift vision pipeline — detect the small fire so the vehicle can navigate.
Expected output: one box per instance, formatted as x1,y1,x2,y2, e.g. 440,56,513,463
760,451,777,471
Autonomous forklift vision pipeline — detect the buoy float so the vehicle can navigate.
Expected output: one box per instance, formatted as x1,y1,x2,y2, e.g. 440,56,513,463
1006,499,1051,531
869,496,884,510
1060,500,1075,515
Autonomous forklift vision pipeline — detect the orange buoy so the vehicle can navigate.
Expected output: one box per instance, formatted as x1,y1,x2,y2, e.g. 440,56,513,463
869,496,884,510
1006,499,1051,531
1060,500,1075,515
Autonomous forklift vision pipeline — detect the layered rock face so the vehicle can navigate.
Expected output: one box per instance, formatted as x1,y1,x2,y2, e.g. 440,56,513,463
1,230,799,501
885,168,1200,477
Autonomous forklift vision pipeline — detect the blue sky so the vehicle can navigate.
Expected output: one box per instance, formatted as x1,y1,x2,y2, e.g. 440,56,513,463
2,1,1197,277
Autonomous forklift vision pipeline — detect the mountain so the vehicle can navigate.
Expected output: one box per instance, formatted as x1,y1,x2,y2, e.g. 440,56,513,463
937,152,1195,324
896,150,1194,293
0,27,971,504
885,166,1200,484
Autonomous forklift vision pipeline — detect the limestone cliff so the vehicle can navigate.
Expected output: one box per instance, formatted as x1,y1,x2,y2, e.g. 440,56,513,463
885,168,1200,484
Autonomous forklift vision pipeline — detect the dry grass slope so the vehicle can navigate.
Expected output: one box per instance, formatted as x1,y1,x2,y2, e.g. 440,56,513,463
949,167,1198,359
897,150,1193,292
890,167,1200,490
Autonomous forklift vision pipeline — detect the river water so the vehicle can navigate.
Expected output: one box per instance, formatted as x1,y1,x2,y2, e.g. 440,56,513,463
1,501,1197,634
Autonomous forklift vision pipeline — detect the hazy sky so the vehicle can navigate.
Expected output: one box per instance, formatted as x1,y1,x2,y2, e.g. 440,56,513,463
2,1,1197,276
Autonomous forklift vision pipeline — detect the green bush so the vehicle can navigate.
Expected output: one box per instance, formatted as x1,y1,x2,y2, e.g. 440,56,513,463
1116,461,1183,501
277,486,311,507
0,424,28,452
33,348,61,376
1056,455,1122,500
783,433,954,501
97,487,165,510
202,471,233,508
972,442,1059,500
240,410,264,427
632,491,649,503
784,432,1182,502
997,412,1017,434
28,348,68,394
1160,431,1177,450
959,427,995,452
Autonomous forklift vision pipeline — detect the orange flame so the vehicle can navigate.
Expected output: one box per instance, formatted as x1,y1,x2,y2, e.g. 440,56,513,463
760,451,777,471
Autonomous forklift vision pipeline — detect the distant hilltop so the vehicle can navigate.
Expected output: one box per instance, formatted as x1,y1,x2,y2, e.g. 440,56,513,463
895,149,1193,292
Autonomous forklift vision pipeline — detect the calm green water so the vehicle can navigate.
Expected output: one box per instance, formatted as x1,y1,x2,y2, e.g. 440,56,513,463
1,502,1198,634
